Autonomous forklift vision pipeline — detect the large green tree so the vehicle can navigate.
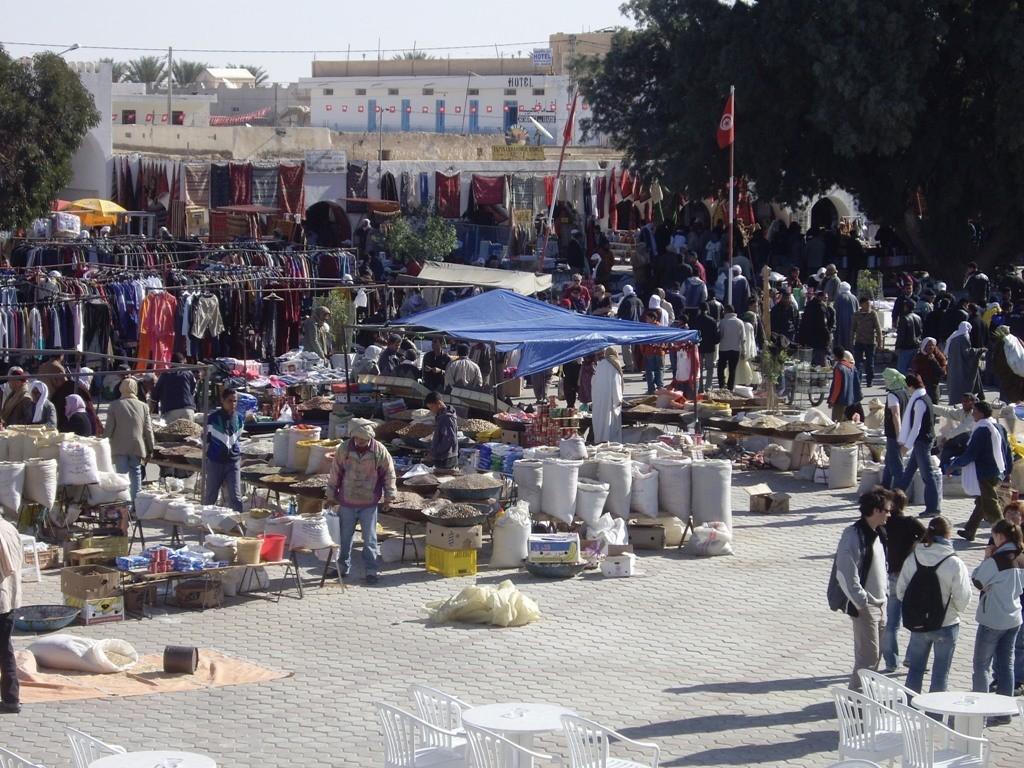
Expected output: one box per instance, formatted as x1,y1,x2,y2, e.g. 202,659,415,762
577,0,1024,275
171,59,207,86
124,56,167,85
0,48,100,231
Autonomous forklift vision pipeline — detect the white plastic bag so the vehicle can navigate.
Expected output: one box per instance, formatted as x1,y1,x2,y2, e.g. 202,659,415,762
1005,335,1024,377
23,458,57,508
686,522,734,557
651,458,692,519
575,481,611,527
558,435,587,460
58,442,100,486
28,634,138,673
540,459,581,523
491,501,531,568
586,513,628,548
629,464,660,518
290,515,335,550
86,472,131,505
0,462,25,514
597,454,633,518
512,460,544,516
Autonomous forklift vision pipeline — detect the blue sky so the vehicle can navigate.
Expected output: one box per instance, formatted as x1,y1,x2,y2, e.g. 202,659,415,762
2,0,629,82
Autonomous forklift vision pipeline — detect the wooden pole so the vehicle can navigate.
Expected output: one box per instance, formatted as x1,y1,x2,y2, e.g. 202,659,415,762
725,84,735,311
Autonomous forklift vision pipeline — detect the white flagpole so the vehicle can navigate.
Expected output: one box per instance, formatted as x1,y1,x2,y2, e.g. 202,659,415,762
726,84,735,310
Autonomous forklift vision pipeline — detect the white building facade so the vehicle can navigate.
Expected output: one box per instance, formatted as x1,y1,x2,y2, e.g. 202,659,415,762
300,73,592,144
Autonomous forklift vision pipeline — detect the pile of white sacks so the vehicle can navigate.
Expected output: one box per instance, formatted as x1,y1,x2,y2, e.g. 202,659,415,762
512,435,733,550
0,428,130,514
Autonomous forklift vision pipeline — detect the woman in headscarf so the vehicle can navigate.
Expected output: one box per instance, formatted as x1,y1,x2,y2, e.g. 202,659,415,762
105,378,154,502
591,347,624,444
944,320,984,405
827,350,862,422
989,325,1024,403
910,336,947,404
882,368,909,489
63,395,94,437
52,367,102,435
647,294,670,326
28,381,57,427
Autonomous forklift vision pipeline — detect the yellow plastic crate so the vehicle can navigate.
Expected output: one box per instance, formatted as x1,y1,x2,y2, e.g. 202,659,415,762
425,545,478,577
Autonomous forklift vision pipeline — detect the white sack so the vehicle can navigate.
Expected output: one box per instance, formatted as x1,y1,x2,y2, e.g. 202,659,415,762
597,454,633,518
28,634,138,673
691,460,732,531
58,442,100,486
512,460,544,516
0,462,25,514
559,435,587,460
575,481,611,527
491,501,531,568
828,445,859,489
23,458,57,508
629,464,660,518
540,458,581,523
651,458,692,519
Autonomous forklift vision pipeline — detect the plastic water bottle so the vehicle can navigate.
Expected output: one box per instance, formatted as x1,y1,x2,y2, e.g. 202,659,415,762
288,498,297,517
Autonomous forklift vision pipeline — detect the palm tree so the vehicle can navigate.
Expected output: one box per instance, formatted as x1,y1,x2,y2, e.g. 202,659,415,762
124,56,167,85
227,63,269,86
99,58,129,83
392,51,433,61
171,59,207,87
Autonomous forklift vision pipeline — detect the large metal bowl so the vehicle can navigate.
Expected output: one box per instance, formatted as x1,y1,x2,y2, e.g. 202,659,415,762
15,605,80,633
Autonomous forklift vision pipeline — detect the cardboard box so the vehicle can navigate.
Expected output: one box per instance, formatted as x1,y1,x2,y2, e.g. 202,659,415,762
527,533,580,563
498,377,523,398
64,595,124,625
601,552,637,577
747,483,792,514
500,429,523,446
61,565,121,601
426,523,484,551
627,524,665,550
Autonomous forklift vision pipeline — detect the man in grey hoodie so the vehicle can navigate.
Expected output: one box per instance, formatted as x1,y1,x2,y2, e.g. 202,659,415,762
828,488,892,690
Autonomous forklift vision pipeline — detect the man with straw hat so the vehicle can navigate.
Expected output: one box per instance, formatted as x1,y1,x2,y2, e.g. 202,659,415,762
328,419,397,584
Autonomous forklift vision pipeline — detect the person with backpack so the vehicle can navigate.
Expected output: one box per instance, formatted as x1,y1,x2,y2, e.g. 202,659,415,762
971,519,1024,711
881,490,926,673
896,516,972,693
827,488,892,690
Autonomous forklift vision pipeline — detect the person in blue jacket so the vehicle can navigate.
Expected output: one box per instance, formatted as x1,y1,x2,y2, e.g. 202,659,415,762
946,401,1013,541
204,388,245,512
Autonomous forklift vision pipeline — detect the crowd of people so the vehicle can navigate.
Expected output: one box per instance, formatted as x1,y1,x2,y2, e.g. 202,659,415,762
831,487,1024,717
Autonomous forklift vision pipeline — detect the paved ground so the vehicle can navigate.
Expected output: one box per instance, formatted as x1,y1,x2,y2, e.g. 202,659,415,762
8,374,1024,767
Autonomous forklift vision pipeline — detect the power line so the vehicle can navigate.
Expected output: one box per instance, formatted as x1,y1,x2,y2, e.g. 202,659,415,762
0,39,552,56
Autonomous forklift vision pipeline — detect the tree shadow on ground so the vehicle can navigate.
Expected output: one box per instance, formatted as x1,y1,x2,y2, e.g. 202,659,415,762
660,730,834,765
665,675,847,696
620,702,834,741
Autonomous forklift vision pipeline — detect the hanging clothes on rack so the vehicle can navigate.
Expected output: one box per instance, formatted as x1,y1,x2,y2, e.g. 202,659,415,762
380,171,399,202
135,288,178,370
346,162,369,212
184,163,211,207
210,164,231,208
277,163,305,213
252,165,279,207
229,162,253,205
435,172,461,218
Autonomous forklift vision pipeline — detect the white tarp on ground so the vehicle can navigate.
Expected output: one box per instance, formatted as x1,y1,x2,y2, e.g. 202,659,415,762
399,261,552,296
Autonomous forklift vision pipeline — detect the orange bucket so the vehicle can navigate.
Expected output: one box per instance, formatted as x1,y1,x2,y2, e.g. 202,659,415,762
259,534,287,562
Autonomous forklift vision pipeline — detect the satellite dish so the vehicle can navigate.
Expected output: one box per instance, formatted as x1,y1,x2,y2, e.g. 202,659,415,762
528,116,554,140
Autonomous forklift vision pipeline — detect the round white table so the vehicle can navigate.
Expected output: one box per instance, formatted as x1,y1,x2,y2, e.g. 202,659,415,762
912,691,1018,754
89,751,217,768
462,702,577,768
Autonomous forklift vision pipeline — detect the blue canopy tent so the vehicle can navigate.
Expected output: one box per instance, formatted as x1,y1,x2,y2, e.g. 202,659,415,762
392,289,699,378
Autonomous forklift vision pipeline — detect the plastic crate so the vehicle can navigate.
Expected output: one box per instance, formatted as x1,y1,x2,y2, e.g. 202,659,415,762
425,546,478,578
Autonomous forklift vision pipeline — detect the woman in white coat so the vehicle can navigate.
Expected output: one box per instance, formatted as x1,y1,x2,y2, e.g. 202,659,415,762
591,347,623,444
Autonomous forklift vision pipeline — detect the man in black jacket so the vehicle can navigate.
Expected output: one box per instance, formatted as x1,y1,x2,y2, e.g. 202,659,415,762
770,288,801,345
425,391,459,469
692,302,721,393
617,285,646,373
799,292,831,366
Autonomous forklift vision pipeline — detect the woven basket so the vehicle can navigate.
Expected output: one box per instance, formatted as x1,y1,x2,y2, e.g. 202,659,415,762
235,538,263,565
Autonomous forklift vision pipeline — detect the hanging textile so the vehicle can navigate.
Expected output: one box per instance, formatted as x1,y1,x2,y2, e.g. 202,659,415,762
608,169,618,230
435,172,461,219
346,162,369,213
510,176,535,212
583,177,593,220
543,176,556,209
419,172,430,207
380,171,399,202
470,175,505,206
184,163,210,207
155,163,171,209
252,165,279,207
210,164,231,208
229,162,254,205
276,163,305,213
400,172,411,210
596,175,607,219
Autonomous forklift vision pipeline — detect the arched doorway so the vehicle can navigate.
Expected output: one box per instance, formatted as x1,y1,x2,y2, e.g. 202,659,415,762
810,197,839,231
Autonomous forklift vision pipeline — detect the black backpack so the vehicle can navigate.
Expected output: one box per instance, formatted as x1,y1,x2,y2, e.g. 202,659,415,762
901,552,953,632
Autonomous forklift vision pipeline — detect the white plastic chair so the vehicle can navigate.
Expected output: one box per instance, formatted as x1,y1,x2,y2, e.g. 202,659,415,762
410,684,470,750
0,746,46,768
858,669,913,735
19,534,40,583
376,702,464,768
561,714,660,768
895,703,988,768
464,723,553,768
65,727,126,768
830,687,902,766
1019,699,1024,736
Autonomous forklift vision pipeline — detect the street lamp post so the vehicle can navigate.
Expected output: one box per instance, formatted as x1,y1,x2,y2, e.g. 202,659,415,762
56,44,80,57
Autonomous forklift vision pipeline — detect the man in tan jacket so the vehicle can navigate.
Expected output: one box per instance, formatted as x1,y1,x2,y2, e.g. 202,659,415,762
0,516,23,713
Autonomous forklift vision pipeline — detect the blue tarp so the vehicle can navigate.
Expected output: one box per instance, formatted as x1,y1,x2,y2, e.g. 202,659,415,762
392,289,699,378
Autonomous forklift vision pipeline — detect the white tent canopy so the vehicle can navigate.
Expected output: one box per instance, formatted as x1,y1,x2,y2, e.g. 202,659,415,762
398,261,552,295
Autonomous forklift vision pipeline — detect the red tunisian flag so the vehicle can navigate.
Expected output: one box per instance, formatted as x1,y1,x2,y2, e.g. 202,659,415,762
563,91,578,144
716,92,734,149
